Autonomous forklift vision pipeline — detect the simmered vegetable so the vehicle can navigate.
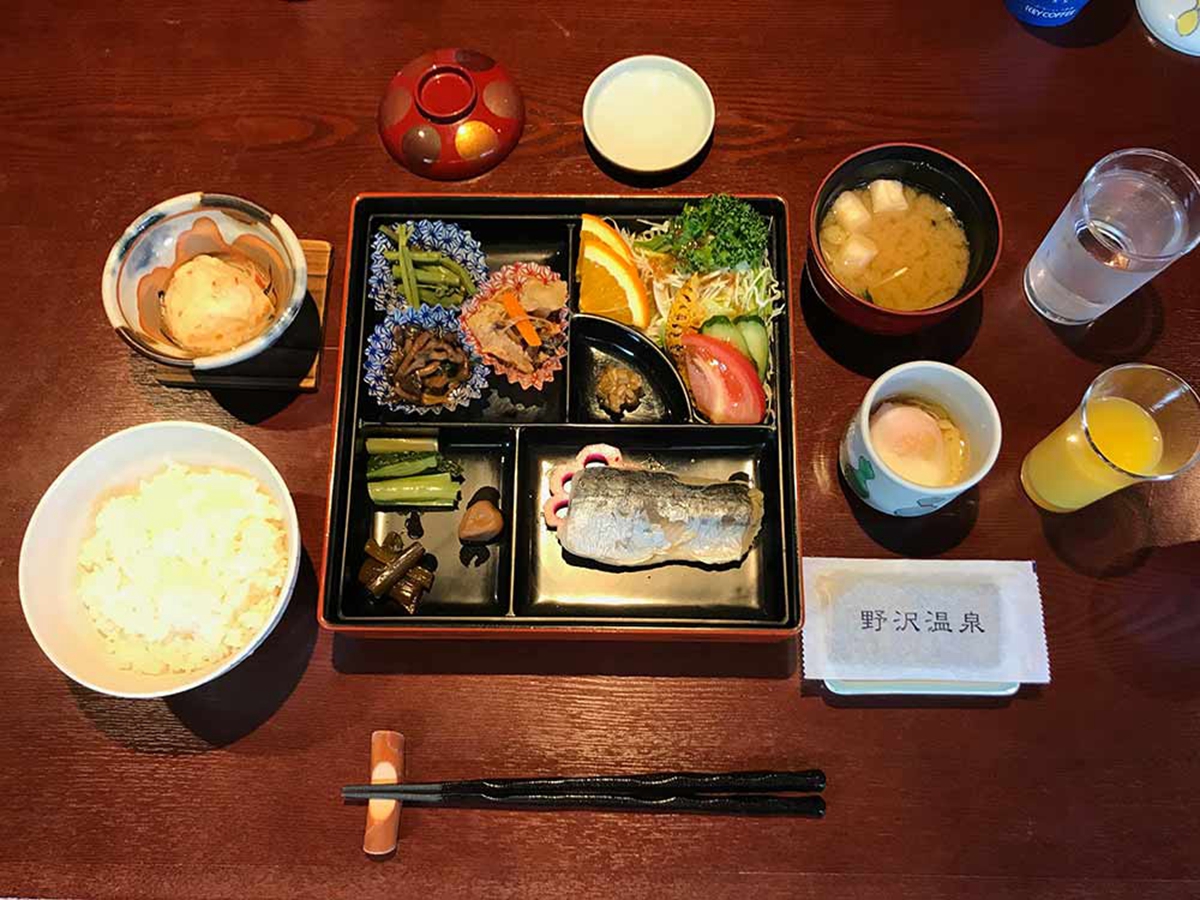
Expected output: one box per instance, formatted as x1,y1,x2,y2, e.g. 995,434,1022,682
365,542,425,598
357,531,437,613
382,325,472,407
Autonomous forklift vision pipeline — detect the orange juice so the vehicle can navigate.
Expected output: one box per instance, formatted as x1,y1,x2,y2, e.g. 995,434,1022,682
1021,396,1164,512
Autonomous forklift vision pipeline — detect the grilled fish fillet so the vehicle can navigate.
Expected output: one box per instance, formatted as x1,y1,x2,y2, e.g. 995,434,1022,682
555,466,763,567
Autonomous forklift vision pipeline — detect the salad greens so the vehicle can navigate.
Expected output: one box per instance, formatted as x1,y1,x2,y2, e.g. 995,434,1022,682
636,194,770,273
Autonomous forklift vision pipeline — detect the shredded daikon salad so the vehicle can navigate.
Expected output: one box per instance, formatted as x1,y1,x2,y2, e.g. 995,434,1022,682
619,217,783,345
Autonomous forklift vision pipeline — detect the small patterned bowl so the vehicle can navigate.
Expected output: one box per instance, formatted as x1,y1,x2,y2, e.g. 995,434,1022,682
101,193,307,369
368,219,489,313
460,262,569,391
364,304,490,415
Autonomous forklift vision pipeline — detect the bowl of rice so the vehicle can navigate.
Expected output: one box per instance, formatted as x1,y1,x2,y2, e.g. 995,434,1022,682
19,421,301,698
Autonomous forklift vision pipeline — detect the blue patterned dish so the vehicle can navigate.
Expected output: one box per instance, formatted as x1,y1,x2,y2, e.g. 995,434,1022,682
368,219,489,312
363,304,489,414
101,192,307,369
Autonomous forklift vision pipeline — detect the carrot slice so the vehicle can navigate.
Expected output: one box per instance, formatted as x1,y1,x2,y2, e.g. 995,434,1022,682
499,289,542,347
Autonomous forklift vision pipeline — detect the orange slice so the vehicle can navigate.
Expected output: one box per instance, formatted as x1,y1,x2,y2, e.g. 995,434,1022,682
580,214,636,268
578,237,652,328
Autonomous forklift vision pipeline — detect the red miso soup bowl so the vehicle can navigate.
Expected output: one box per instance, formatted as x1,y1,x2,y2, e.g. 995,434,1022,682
807,144,1002,335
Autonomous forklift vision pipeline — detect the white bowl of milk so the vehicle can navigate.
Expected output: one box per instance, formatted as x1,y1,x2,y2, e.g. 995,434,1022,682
583,55,715,173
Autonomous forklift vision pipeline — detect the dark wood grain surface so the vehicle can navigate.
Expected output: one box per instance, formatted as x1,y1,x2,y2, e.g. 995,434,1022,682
3,1,1199,897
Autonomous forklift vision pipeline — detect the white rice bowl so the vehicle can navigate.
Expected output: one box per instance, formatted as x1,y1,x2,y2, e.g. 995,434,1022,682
20,422,301,698
78,463,288,676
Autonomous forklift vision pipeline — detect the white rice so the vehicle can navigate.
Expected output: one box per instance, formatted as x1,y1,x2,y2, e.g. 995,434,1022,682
76,462,288,675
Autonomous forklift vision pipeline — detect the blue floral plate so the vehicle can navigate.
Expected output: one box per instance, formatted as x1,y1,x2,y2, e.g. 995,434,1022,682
368,220,489,312
363,304,490,414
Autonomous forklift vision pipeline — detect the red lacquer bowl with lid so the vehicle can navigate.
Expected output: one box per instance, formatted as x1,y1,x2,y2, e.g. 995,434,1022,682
378,48,525,181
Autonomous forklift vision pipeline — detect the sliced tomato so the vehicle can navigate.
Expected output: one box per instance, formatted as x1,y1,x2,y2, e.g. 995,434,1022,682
680,333,767,425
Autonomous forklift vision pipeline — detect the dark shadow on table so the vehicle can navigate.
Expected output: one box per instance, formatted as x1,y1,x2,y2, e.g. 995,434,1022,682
1039,488,1154,577
142,290,325,423
805,678,1038,709
208,388,303,424
838,467,979,556
1019,0,1133,48
333,633,797,679
1088,542,1200,701
584,131,713,188
799,265,983,378
70,551,319,753
1040,282,1163,364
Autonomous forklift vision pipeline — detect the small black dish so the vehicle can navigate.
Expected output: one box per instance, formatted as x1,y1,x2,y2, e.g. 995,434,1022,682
338,427,514,620
568,314,692,424
512,425,789,623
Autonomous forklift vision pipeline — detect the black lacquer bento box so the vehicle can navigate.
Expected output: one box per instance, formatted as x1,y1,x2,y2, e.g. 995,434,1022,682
318,195,803,640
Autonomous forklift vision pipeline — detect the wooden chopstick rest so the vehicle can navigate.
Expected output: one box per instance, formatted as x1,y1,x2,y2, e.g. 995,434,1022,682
363,730,404,857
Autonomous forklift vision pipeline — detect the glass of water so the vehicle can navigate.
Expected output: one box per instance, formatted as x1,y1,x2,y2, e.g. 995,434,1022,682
1024,149,1200,325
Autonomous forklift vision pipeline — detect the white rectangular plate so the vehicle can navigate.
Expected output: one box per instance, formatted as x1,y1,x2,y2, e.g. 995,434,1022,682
824,679,1021,697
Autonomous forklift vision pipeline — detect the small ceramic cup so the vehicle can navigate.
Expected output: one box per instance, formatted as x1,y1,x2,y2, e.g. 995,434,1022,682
839,361,1002,517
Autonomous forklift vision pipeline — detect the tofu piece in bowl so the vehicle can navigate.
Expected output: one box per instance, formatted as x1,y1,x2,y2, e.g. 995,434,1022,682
869,179,909,213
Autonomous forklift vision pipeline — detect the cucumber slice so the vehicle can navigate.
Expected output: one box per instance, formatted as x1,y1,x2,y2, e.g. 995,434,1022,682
734,315,770,380
700,315,752,360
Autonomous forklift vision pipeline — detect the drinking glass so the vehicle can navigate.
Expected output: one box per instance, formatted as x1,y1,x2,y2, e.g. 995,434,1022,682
1024,149,1200,325
1020,364,1200,513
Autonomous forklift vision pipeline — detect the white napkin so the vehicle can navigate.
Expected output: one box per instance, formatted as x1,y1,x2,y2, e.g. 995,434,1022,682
801,558,1050,684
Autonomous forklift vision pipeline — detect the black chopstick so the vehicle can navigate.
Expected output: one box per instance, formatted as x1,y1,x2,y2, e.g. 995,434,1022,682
342,769,826,817
345,790,824,817
344,769,825,799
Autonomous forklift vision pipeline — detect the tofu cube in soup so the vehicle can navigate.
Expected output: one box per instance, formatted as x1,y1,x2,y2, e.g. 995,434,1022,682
839,233,878,272
820,222,849,247
869,179,908,213
831,191,872,232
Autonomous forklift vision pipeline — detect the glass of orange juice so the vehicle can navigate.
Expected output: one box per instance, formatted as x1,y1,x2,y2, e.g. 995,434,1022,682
1021,364,1200,513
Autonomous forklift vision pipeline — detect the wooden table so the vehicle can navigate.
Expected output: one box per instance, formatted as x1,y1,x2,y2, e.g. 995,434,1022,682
3,1,1198,897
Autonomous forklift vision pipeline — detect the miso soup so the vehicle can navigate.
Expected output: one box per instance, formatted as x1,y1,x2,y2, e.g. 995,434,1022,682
819,180,969,312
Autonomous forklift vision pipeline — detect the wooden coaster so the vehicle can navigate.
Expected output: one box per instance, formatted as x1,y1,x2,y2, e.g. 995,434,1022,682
153,239,332,392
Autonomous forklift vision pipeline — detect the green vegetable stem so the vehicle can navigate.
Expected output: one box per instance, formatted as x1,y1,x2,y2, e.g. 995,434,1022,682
367,472,461,507
365,436,439,454
378,222,474,306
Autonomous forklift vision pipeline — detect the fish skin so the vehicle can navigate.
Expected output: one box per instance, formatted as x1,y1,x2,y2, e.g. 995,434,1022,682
556,466,764,567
